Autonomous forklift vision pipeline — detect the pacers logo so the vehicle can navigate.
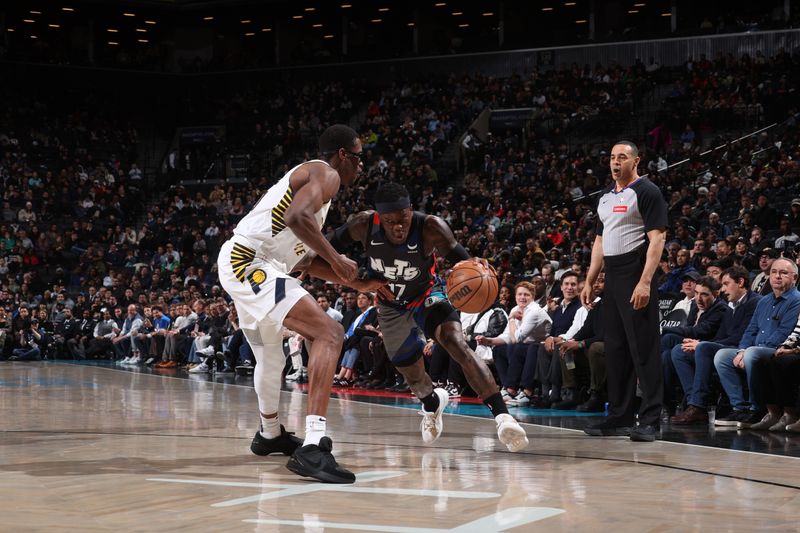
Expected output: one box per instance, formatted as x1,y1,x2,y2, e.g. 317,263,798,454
250,269,267,284
247,269,267,294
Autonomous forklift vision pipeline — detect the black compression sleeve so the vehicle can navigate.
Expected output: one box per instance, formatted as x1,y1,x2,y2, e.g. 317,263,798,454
445,243,470,264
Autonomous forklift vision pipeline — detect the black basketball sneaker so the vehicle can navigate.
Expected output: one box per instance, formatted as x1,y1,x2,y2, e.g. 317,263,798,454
236,361,255,376
250,425,303,456
286,436,356,484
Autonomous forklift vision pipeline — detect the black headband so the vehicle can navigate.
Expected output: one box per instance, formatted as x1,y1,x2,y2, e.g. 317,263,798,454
375,197,411,214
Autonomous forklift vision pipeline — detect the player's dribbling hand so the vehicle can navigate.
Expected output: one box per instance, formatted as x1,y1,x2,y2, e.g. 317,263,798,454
332,254,358,282
629,281,651,310
472,257,497,277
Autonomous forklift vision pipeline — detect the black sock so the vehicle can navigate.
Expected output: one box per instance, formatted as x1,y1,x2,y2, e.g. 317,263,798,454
484,392,508,417
421,391,440,412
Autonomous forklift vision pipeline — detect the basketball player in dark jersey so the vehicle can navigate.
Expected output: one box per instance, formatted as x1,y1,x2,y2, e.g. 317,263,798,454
303,182,528,451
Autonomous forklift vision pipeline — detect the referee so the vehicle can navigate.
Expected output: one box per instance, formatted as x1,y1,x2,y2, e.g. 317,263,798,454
581,141,667,442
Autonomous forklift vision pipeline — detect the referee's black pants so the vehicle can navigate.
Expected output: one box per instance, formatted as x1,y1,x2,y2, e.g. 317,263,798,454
603,247,663,427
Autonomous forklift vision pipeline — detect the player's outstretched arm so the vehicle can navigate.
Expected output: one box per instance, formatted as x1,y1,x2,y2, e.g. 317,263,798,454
296,211,394,300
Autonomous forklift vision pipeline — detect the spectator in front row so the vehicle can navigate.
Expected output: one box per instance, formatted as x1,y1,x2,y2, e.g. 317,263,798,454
535,271,582,407
477,281,552,406
713,258,800,429
672,266,761,425
660,276,729,414
67,309,97,359
86,310,117,358
112,304,143,361
763,316,800,432
553,271,605,410
9,317,43,360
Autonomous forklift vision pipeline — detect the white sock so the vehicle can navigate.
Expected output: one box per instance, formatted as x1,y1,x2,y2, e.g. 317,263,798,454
259,414,281,439
304,415,326,446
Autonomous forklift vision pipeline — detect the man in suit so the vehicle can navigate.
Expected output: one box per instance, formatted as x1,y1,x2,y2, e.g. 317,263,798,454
671,266,761,424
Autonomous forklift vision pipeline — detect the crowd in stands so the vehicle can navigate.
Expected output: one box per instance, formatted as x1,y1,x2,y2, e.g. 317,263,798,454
3,48,800,433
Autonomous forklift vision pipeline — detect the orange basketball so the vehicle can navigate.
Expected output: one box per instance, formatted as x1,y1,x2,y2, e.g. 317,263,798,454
446,260,499,313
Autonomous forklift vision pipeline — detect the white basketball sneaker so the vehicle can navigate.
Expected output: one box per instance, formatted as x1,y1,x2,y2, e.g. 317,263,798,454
419,388,449,444
496,413,529,452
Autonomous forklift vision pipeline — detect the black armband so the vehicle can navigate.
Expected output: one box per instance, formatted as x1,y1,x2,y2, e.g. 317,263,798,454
327,223,354,252
445,243,470,264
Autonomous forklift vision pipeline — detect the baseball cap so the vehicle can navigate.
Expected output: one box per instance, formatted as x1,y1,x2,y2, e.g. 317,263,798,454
681,271,700,282
792,198,800,207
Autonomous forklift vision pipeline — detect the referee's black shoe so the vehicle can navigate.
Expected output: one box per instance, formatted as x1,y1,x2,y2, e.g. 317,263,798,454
630,424,659,442
250,425,303,456
584,419,632,437
287,436,356,484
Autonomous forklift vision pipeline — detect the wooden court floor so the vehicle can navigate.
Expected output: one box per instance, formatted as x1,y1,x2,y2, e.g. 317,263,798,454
1,362,799,532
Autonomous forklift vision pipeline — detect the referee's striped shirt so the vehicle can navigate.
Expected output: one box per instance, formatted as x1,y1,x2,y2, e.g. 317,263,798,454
595,177,667,256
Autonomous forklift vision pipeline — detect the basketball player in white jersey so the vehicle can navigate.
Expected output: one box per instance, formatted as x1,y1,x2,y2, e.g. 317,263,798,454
218,124,386,484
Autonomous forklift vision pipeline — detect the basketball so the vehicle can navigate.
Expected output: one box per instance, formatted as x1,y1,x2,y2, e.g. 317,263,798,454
446,260,499,313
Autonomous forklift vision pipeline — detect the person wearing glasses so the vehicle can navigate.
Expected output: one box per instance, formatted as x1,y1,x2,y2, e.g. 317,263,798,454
713,257,800,429
217,124,387,484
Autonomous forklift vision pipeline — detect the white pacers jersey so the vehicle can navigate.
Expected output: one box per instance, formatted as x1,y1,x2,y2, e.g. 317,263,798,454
233,160,332,274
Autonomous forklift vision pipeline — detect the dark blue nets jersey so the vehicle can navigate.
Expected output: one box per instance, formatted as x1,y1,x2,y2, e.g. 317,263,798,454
365,211,437,309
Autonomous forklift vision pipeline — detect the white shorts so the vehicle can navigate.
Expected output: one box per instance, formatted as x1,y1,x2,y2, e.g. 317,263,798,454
218,237,308,333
